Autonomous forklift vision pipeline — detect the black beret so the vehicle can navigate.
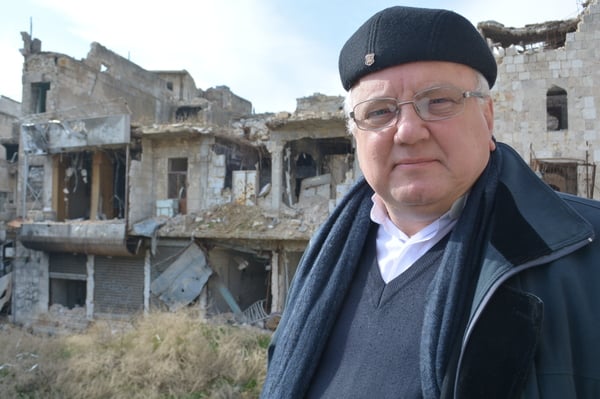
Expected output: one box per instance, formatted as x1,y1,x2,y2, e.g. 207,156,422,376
339,6,497,91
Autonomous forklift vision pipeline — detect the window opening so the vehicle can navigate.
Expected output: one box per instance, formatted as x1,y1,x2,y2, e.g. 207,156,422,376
53,150,126,221
58,152,92,220
533,160,578,195
168,158,187,200
50,279,86,309
547,86,568,131
31,82,50,114
295,152,316,199
175,106,202,122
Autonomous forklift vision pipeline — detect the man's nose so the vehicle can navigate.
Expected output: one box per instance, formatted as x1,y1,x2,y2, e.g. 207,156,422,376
392,103,429,144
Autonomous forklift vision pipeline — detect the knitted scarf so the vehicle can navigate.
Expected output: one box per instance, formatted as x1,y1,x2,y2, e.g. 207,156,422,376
420,148,500,398
261,149,501,399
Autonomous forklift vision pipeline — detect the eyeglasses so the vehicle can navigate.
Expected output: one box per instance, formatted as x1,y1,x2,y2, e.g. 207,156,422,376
349,85,487,131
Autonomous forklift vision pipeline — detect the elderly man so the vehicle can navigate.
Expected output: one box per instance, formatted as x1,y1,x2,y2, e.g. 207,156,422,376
261,6,600,399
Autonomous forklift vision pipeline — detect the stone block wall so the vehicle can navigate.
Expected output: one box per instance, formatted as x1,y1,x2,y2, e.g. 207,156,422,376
128,149,155,225
491,0,600,197
12,246,49,325
21,40,173,125
0,96,20,141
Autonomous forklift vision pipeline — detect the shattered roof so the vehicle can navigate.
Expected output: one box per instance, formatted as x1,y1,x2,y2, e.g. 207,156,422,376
478,17,580,49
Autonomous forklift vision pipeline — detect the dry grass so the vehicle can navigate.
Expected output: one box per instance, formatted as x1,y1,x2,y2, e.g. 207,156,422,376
0,311,271,398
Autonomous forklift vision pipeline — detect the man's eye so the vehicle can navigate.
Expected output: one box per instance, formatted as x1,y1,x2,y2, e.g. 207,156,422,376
429,97,454,105
367,108,392,118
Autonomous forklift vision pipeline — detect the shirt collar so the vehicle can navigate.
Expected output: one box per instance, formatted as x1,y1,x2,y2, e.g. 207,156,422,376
370,193,468,238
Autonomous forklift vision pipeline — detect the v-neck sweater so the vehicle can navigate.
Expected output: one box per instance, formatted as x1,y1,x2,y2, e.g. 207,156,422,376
306,226,449,399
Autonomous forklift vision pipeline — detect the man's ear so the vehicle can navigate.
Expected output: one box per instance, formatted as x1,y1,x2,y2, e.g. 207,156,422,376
490,135,497,152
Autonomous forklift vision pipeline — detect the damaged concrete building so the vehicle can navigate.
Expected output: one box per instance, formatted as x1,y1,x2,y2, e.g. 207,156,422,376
479,0,600,197
4,0,600,329
3,31,354,329
0,95,20,311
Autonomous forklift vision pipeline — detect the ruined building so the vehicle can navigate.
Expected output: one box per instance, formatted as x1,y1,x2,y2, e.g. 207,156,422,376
1,31,354,329
0,95,20,311
479,0,599,197
2,0,600,329
0,95,19,223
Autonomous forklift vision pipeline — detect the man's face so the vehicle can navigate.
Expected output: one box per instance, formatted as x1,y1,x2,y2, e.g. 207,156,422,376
350,61,495,230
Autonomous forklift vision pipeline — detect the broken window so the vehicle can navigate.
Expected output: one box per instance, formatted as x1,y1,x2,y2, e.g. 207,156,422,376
31,82,50,114
168,157,187,200
533,160,578,194
284,137,354,205
4,144,18,163
50,279,86,309
59,152,92,220
212,138,268,192
295,152,316,198
547,86,568,131
49,253,87,310
175,106,202,122
54,149,127,221
530,148,596,199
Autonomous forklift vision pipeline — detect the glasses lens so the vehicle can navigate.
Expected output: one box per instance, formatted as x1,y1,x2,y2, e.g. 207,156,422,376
353,99,397,129
414,86,464,121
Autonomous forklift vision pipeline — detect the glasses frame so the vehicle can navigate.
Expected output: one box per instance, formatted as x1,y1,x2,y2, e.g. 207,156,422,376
349,85,487,131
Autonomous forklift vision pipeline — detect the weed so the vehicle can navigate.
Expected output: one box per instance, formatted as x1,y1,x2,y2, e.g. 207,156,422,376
0,312,270,398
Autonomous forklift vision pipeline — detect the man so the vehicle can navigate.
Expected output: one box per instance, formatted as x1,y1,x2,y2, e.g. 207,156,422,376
261,6,600,399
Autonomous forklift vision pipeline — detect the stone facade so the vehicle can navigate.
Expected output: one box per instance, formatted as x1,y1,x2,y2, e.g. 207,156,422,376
488,0,600,197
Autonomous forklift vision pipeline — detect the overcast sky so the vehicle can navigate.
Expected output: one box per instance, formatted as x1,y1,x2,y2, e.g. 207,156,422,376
0,0,583,113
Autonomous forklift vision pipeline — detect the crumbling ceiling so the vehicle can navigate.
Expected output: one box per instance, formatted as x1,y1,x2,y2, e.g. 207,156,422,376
478,18,580,49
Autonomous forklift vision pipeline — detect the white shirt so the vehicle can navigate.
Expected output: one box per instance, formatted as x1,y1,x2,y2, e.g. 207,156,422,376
370,194,466,283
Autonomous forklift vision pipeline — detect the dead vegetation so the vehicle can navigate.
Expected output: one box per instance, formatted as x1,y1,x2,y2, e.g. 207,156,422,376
0,310,270,398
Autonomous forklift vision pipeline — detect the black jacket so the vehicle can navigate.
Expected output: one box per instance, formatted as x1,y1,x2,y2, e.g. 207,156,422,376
455,144,600,398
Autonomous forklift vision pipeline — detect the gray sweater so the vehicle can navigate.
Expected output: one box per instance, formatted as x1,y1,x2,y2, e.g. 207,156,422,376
306,227,448,398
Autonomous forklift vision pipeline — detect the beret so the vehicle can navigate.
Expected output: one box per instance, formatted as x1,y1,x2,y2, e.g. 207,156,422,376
338,6,497,91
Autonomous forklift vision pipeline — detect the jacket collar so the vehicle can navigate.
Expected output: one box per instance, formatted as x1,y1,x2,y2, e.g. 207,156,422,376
454,143,595,399
490,143,594,266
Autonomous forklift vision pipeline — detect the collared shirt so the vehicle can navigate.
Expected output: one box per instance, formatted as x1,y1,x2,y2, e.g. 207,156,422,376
370,194,466,283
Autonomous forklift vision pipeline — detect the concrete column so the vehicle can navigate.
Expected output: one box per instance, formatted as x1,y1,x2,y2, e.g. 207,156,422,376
86,255,94,319
270,250,280,313
37,251,49,315
268,141,284,212
144,249,151,314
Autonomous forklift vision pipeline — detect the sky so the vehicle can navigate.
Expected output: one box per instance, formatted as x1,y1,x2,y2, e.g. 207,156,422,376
0,0,584,114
